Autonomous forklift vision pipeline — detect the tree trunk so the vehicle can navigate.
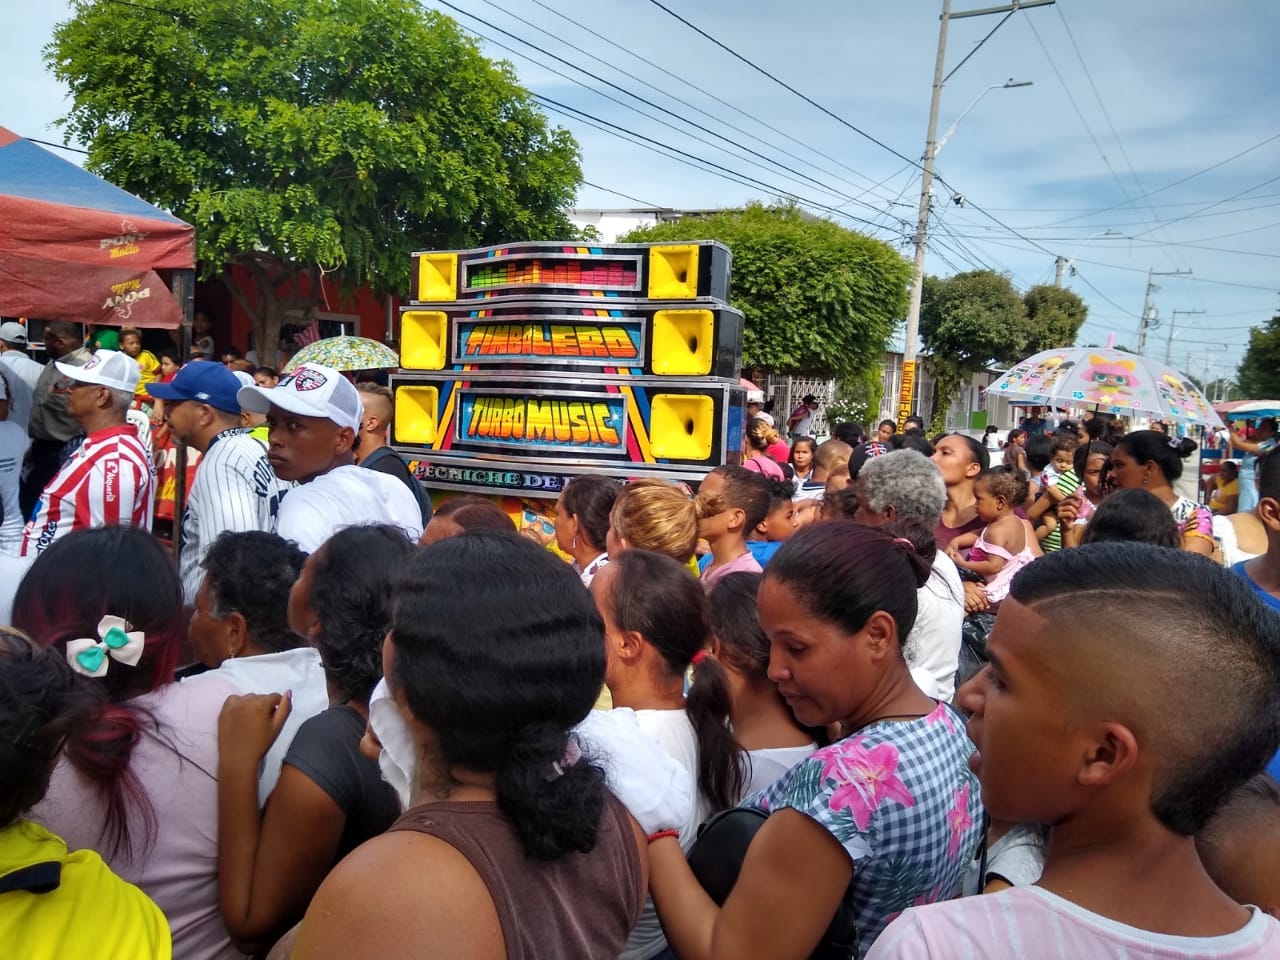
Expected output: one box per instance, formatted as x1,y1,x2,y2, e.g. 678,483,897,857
222,255,322,370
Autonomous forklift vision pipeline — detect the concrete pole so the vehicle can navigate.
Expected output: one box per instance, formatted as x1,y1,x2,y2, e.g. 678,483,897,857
899,0,950,428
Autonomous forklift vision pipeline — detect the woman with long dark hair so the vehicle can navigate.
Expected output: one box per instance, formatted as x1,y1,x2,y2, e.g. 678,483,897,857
288,531,647,959
591,549,744,960
15,526,242,960
1109,431,1213,556
648,523,983,959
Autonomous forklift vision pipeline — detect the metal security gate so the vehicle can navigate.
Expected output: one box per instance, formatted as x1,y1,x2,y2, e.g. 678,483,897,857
764,375,837,440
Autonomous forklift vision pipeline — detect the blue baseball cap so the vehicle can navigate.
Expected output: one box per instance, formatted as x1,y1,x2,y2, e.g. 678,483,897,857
146,361,243,414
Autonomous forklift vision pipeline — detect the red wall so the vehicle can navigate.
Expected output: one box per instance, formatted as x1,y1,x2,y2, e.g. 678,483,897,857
196,266,400,356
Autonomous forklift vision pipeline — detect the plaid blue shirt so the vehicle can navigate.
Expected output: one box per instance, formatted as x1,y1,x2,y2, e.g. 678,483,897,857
751,702,984,957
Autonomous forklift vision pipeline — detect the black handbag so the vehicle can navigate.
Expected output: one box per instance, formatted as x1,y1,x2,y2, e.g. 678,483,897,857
685,806,859,960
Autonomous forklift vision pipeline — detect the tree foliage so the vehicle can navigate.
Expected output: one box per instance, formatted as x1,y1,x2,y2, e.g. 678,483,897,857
1023,284,1087,355
621,203,912,382
1237,314,1280,398
919,270,1027,430
920,272,1088,430
47,0,581,363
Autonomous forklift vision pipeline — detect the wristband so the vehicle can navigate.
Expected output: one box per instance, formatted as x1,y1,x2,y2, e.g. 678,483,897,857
647,829,679,844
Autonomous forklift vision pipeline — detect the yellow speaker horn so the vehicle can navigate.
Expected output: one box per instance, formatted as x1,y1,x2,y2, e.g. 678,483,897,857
651,309,714,375
395,385,441,445
650,394,714,460
647,245,700,300
417,252,458,301
400,310,448,370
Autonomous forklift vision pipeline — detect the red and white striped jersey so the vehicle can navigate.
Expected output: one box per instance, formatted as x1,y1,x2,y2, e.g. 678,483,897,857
21,425,156,557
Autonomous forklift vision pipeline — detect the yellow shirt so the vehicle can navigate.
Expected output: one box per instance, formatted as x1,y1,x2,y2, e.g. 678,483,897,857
0,820,171,960
1210,477,1239,511
134,349,161,398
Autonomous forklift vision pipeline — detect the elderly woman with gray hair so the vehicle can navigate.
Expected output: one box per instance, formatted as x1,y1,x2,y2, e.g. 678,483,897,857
852,449,964,701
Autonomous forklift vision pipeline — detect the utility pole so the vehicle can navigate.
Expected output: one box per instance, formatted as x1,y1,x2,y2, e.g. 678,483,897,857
1054,256,1068,287
1165,307,1204,365
1137,267,1192,355
900,0,1054,430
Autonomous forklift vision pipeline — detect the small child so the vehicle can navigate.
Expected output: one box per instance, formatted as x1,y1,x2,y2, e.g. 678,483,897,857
1197,774,1280,919
1061,441,1113,548
1028,435,1079,552
868,543,1280,959
119,326,160,401
947,467,1035,605
697,465,770,590
746,478,797,567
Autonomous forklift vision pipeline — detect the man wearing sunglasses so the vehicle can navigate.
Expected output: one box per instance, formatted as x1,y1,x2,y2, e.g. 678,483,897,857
20,349,155,557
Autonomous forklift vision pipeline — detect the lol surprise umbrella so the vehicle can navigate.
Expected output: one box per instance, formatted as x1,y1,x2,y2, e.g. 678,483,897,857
988,346,1224,428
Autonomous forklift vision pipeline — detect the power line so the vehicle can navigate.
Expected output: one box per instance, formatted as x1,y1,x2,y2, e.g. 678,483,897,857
430,0,894,218
536,95,902,235
579,181,660,208
518,0,902,202
1042,130,1280,228
1127,173,1280,240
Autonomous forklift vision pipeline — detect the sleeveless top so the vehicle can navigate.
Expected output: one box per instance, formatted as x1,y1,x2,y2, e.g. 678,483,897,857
972,526,1036,603
389,795,644,960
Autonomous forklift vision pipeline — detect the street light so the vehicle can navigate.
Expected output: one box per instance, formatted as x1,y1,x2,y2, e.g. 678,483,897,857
936,80,1033,154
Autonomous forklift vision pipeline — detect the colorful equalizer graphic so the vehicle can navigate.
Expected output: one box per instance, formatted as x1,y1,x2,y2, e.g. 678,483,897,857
410,241,731,302
398,296,742,378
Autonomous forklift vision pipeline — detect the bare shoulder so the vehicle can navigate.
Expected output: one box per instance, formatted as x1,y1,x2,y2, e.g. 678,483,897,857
291,831,505,960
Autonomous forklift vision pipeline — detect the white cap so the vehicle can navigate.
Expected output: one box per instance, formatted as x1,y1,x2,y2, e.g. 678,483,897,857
746,389,765,405
237,362,362,432
231,370,255,389
55,349,140,393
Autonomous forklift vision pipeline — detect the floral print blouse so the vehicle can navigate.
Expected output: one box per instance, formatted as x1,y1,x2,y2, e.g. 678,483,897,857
750,702,984,957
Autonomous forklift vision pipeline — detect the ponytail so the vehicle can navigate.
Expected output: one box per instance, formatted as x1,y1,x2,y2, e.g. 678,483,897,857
495,722,607,861
62,704,158,859
684,654,746,813
609,550,742,811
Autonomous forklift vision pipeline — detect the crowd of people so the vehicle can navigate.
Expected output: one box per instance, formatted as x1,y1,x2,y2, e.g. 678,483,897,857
2,328,1280,960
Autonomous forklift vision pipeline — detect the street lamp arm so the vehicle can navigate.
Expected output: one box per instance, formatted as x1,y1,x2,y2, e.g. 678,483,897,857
936,80,1032,154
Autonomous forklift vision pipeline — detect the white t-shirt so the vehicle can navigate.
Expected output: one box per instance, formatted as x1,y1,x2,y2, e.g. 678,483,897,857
620,708,711,960
742,743,817,800
0,552,34,624
905,552,964,702
181,647,328,806
275,463,423,553
868,886,1280,960
0,350,42,430
960,822,1045,895
0,420,31,554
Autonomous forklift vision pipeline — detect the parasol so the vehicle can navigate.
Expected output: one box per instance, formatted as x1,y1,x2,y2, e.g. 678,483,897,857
283,335,399,373
988,346,1224,428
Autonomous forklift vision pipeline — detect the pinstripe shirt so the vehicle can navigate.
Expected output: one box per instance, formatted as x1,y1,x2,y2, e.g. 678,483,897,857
178,428,291,603
21,424,155,557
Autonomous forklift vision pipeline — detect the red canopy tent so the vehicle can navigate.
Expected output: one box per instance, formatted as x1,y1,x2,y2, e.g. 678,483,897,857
0,126,195,328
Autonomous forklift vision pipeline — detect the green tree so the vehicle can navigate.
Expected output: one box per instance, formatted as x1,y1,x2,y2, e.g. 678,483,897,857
919,270,1028,431
621,203,912,382
1023,284,1087,355
1237,314,1280,398
48,0,581,364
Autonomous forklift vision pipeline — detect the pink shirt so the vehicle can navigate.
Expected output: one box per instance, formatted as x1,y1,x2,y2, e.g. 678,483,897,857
32,677,242,960
700,549,763,593
868,886,1280,960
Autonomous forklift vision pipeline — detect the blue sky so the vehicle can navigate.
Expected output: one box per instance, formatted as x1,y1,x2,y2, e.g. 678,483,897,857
5,0,1278,385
